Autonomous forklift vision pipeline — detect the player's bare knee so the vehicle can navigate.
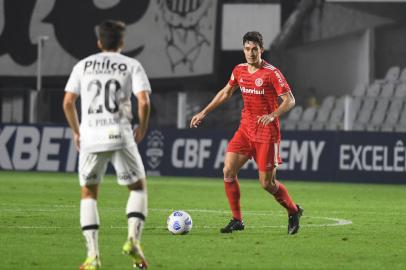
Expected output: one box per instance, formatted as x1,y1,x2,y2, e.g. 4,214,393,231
222,166,230,177
259,179,271,190
127,178,145,191
259,173,276,190
81,185,98,199
223,166,236,179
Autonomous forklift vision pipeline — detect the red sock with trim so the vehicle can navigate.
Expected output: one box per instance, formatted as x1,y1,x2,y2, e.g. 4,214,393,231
272,180,298,215
224,176,242,221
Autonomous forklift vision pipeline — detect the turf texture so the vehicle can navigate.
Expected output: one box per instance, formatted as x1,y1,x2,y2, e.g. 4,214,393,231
0,171,405,270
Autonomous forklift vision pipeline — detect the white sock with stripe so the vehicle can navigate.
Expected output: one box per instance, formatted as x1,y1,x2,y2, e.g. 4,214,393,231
80,198,100,258
126,190,148,242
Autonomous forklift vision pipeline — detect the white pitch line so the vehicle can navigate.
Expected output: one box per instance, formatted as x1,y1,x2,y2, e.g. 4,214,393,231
0,203,76,208
152,208,353,226
0,207,352,229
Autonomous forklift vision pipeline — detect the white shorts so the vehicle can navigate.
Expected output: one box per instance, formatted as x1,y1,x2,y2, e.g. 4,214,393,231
78,144,146,187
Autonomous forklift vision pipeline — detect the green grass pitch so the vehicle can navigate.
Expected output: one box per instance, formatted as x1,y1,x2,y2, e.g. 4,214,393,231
0,171,405,270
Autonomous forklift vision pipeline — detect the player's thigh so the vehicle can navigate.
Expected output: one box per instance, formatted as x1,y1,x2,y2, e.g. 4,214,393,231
227,129,252,154
254,142,281,172
224,152,250,176
225,131,252,175
79,151,111,187
111,144,146,186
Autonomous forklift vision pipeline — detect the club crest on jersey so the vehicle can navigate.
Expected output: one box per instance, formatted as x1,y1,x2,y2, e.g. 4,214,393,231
255,78,263,87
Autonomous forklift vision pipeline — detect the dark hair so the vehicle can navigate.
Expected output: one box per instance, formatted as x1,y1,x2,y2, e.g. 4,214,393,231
98,20,126,50
243,31,264,48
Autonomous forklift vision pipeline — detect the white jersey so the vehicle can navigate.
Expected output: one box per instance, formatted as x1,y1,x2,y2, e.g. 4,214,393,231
65,52,151,153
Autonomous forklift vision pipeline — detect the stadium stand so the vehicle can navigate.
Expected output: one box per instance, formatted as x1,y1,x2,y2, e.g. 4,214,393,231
282,66,406,132
366,82,381,97
394,83,406,98
325,111,342,130
352,97,374,131
311,95,335,130
399,67,406,83
375,66,401,84
380,82,395,98
325,96,346,131
395,107,406,132
366,98,390,131
352,83,367,97
381,99,403,132
350,97,362,121
282,105,303,130
296,106,317,130
320,95,335,111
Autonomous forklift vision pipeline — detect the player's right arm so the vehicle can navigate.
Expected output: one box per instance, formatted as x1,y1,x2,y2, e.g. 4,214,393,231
131,61,152,143
134,90,151,143
190,82,238,128
64,64,81,151
63,92,80,151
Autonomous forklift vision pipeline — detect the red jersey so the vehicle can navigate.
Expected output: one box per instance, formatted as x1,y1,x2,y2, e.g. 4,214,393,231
228,60,291,143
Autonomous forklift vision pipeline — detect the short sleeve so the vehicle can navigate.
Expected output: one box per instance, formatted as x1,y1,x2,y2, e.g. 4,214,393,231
65,64,81,95
270,67,291,96
132,63,152,95
228,66,239,87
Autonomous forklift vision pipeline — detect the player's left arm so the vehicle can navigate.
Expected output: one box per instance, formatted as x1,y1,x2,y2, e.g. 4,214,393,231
134,90,150,143
258,66,295,125
63,92,80,151
258,92,295,125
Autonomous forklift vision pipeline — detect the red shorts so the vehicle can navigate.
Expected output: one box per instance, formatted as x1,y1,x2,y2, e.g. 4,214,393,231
227,129,281,171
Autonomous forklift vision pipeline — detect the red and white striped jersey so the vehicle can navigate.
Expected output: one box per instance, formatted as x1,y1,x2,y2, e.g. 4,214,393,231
228,60,291,143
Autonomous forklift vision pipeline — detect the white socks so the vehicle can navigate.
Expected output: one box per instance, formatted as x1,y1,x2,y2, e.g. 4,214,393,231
80,198,100,258
126,190,147,242
79,190,147,258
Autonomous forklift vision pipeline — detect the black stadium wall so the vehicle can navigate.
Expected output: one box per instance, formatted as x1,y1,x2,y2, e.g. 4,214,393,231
1,124,405,184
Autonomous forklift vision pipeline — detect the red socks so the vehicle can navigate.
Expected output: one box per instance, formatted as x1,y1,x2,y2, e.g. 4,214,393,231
224,177,297,218
272,180,298,215
224,177,242,221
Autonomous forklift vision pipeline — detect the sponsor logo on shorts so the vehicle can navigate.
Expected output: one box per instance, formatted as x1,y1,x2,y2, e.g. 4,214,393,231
83,173,97,181
118,173,132,181
109,134,122,140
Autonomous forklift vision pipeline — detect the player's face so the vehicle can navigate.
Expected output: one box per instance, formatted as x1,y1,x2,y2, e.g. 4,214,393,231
243,41,263,66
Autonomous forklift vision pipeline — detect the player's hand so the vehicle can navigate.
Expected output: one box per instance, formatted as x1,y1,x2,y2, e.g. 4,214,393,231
190,112,206,128
134,125,147,143
73,132,80,152
257,112,277,126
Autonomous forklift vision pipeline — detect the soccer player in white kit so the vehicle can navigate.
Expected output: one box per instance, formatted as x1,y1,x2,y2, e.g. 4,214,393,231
63,20,151,270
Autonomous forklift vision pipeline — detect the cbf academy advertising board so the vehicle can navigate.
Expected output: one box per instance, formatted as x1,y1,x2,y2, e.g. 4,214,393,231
0,124,405,183
140,128,406,183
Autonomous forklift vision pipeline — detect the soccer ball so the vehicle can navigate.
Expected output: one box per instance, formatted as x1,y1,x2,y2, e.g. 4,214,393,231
167,210,193,235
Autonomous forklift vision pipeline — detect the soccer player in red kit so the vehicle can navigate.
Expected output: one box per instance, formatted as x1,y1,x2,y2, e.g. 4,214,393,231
190,31,303,234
